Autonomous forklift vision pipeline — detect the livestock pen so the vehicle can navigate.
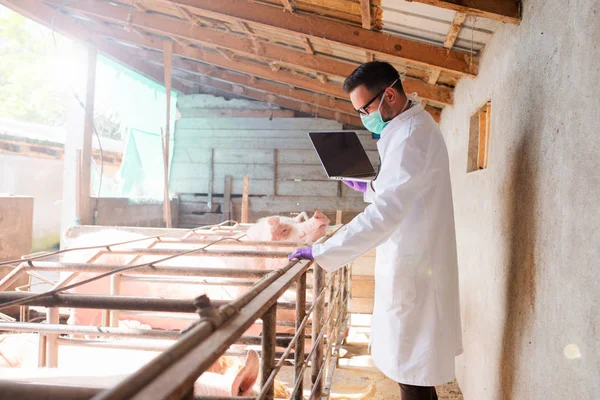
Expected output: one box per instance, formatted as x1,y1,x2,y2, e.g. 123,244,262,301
0,221,350,400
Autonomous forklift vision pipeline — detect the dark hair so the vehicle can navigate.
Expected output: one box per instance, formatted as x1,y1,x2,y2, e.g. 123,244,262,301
343,61,404,96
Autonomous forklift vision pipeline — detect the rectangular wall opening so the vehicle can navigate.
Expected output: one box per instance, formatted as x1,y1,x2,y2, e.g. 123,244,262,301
467,101,491,173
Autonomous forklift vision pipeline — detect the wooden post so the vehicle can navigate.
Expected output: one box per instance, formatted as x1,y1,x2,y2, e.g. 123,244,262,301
241,176,250,223
62,43,97,241
163,40,173,228
207,148,214,212
80,46,97,225
223,176,232,222
335,210,343,225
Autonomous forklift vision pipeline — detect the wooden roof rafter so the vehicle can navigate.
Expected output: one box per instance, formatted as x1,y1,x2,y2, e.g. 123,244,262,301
157,0,478,75
42,0,454,106
406,0,521,24
2,0,444,125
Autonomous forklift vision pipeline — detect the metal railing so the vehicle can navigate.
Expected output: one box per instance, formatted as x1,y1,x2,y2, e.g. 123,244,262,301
0,221,350,400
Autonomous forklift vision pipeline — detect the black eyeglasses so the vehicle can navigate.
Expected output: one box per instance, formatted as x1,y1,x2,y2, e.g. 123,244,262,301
355,88,386,116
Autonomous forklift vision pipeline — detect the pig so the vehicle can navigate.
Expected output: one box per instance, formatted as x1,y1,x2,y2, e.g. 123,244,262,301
246,211,329,243
0,333,266,396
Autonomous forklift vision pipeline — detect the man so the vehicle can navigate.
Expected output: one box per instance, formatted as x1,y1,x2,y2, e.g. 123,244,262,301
289,62,462,400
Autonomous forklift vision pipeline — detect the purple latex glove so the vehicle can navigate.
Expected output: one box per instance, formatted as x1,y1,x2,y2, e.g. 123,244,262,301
342,180,367,193
288,246,313,261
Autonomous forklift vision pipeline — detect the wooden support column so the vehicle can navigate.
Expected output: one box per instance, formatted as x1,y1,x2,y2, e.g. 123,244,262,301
61,43,97,245
163,40,173,228
80,46,97,226
360,0,372,29
241,176,250,223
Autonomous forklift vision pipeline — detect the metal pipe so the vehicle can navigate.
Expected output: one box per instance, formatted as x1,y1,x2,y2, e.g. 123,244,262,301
0,381,101,400
0,322,180,339
311,264,325,400
294,271,307,400
322,315,350,398
0,381,257,400
46,307,59,367
86,248,291,259
0,292,306,312
261,303,277,400
12,262,275,278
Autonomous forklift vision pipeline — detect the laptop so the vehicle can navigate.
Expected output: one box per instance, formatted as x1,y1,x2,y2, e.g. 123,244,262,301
308,131,377,182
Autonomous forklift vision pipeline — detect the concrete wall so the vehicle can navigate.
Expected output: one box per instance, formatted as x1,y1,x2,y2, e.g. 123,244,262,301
0,196,33,316
0,154,63,250
440,1,599,399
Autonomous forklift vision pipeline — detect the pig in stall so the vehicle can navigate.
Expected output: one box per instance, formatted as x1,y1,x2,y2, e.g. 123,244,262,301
0,333,270,397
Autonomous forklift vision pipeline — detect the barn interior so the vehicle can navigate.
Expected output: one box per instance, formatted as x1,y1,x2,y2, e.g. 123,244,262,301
0,0,598,399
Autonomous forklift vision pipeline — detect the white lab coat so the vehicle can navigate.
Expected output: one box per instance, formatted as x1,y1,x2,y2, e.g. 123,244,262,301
313,103,462,386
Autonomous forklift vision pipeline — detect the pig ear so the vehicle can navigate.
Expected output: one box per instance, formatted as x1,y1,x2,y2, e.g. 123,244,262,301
233,350,260,396
294,212,308,222
267,216,280,227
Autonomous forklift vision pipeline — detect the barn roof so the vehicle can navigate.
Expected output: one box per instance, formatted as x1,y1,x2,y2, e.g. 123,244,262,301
1,0,520,126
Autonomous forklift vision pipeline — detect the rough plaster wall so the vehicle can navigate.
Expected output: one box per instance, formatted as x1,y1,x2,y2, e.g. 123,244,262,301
439,0,600,399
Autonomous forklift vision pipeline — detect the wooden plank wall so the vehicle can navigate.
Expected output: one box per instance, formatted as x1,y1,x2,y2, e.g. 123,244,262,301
171,97,379,227
350,249,376,315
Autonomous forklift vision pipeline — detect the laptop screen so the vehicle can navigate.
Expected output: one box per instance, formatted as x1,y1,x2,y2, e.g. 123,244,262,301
309,132,376,177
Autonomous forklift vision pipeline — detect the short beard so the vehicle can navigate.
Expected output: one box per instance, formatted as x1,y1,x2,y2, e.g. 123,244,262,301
380,100,394,123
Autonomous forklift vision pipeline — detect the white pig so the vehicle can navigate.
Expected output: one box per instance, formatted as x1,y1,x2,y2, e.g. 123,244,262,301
0,333,264,396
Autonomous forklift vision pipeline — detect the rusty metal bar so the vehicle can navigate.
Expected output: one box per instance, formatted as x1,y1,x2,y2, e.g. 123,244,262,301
257,269,336,400
0,292,306,312
294,271,307,400
0,322,180,340
0,381,257,400
0,220,245,268
311,264,325,400
92,256,319,400
0,381,101,400
308,296,348,400
77,248,291,258
322,314,350,398
261,303,277,400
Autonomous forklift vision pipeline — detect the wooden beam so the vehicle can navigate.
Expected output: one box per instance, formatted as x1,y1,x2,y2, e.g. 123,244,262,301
162,0,477,75
241,176,250,223
163,40,173,229
428,69,441,85
141,51,357,115
360,0,372,30
132,0,147,13
302,37,314,55
42,0,453,104
280,0,294,13
443,12,467,49
80,46,97,226
406,0,520,24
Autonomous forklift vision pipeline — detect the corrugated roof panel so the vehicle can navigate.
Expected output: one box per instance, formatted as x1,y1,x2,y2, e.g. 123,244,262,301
380,0,500,53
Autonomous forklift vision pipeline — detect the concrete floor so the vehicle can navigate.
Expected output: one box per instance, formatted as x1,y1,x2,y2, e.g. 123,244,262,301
275,326,464,400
